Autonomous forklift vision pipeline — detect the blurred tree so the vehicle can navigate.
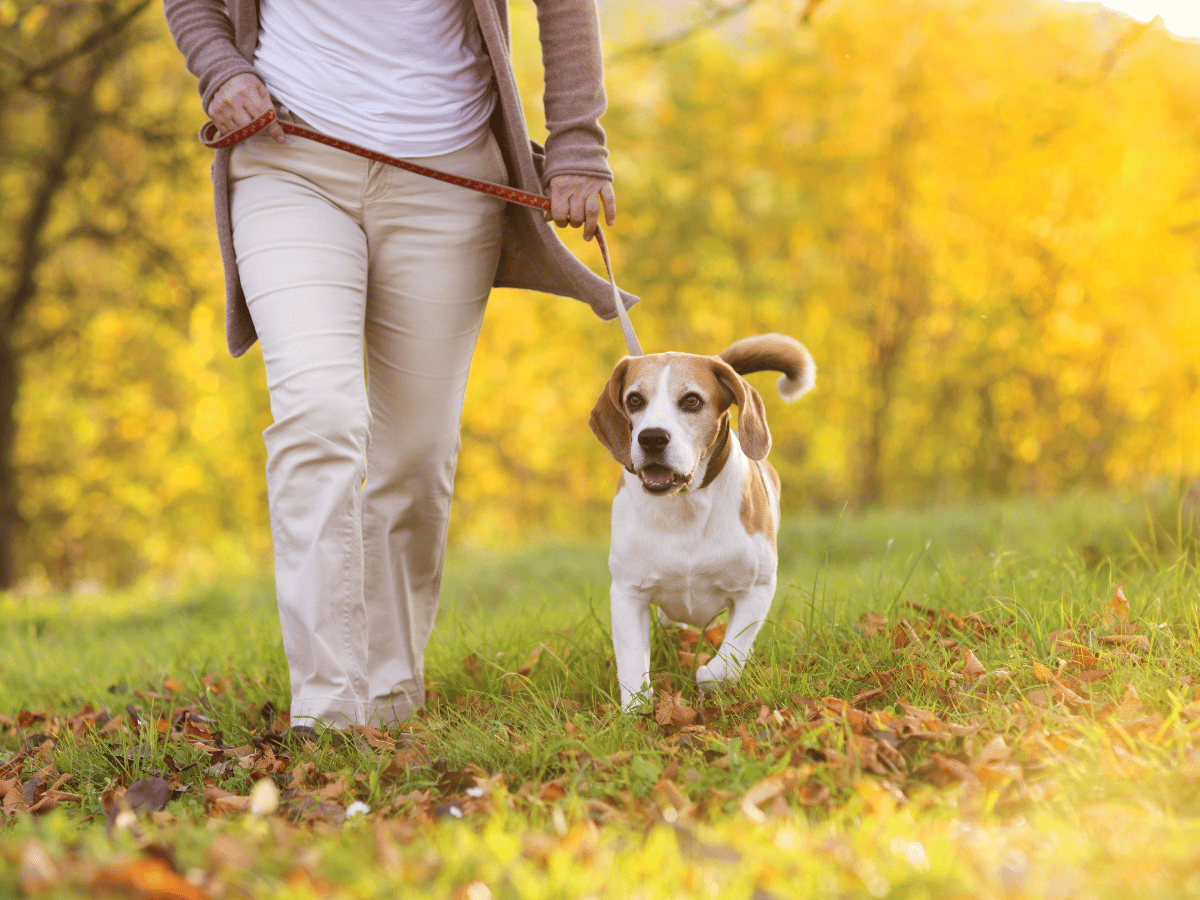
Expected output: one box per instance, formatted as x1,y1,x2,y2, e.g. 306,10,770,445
0,1,154,586
1,0,1197,588
1,1,271,587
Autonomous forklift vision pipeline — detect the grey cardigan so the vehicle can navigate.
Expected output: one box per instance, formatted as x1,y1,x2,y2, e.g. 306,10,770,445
163,0,635,357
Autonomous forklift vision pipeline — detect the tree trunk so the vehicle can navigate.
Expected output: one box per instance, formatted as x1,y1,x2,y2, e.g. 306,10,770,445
0,51,110,587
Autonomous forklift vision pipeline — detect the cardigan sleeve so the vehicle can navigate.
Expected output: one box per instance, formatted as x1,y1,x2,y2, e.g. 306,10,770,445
162,0,259,113
532,0,612,185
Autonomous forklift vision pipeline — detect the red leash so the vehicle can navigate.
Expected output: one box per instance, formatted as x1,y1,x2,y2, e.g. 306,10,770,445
200,108,642,356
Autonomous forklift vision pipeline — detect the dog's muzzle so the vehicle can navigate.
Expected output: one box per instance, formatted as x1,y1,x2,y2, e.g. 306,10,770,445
634,429,692,493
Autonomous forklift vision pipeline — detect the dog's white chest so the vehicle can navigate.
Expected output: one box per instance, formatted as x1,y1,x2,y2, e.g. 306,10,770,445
609,480,775,629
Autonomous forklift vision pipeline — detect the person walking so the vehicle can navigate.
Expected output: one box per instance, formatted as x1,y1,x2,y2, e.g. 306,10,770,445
163,0,632,733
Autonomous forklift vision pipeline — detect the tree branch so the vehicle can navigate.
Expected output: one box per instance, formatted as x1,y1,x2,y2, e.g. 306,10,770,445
608,0,758,63
11,0,153,90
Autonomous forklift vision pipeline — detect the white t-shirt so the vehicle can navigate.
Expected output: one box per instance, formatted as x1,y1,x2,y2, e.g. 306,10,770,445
254,0,497,158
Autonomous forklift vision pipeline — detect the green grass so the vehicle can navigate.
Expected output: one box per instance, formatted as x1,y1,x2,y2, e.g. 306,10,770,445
3,488,1200,898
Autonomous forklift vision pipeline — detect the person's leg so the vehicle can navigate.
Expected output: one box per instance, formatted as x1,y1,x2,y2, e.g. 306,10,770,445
229,133,374,729
359,131,508,725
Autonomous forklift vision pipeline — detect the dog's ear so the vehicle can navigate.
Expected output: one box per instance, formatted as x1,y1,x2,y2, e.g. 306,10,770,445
709,357,771,460
590,358,634,469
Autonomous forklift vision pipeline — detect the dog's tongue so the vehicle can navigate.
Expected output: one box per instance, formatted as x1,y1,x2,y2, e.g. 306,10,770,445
641,466,675,490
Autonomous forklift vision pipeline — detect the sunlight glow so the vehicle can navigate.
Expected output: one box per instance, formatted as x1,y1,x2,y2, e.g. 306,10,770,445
1058,0,1200,40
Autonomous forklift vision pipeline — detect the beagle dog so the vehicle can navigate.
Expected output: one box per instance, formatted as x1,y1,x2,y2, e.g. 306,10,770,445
590,334,816,710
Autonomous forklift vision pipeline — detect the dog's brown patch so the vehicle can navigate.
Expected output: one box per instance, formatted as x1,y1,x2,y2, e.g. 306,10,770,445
740,460,777,542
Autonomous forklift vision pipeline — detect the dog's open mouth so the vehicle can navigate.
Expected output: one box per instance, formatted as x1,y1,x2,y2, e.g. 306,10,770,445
639,465,688,494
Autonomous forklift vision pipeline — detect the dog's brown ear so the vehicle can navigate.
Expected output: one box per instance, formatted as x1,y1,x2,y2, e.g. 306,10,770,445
710,357,771,460
589,358,634,469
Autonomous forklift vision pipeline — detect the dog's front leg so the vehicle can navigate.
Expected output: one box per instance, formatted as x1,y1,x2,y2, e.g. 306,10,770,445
611,583,653,711
696,581,775,691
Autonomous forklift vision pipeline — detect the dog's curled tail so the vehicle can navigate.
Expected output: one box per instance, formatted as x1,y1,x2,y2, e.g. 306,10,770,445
719,334,816,402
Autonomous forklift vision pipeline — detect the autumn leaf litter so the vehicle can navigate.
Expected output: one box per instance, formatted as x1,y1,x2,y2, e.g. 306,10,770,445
4,581,1200,896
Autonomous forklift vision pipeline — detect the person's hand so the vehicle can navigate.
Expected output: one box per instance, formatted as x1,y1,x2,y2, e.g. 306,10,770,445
208,73,286,144
547,175,616,241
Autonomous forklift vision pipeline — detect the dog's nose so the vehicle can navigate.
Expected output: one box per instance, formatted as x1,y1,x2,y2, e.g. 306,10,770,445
637,427,671,453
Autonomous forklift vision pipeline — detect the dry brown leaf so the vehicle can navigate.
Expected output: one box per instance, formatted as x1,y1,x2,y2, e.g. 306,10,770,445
822,698,874,734
971,736,1011,769
851,687,885,707
847,734,896,776
654,778,691,816
516,643,545,677
463,654,484,680
26,773,80,816
1099,634,1151,653
1115,683,1144,719
931,753,976,784
673,824,743,862
1181,745,1200,780
859,613,889,636
3,779,26,816
1104,583,1130,629
962,650,986,683
872,737,907,773
207,834,261,871
16,711,46,730
893,619,923,649
890,716,942,742
312,774,352,803
204,785,252,814
93,857,206,900
740,774,789,823
654,692,699,730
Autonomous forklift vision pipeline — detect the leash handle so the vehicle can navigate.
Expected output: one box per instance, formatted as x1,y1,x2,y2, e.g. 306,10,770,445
200,109,642,357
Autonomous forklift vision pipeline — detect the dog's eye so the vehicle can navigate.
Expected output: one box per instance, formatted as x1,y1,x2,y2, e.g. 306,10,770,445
680,393,703,411
625,392,645,411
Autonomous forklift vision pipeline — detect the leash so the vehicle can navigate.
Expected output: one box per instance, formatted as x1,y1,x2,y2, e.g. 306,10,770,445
200,108,643,357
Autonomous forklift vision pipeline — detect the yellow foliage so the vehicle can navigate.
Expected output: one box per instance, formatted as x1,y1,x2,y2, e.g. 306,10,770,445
2,0,1199,585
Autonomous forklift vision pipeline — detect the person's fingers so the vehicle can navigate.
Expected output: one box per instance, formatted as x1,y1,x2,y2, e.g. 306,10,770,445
209,73,284,143
247,77,287,143
570,191,588,229
582,193,601,241
600,182,617,227
552,185,572,228
546,176,616,235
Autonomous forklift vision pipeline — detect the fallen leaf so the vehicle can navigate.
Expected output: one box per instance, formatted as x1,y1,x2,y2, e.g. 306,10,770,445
123,777,173,815
93,857,205,900
1104,583,1130,629
741,775,788,822
971,736,1011,769
673,824,742,862
1099,634,1151,653
463,654,484,680
654,692,699,730
204,786,251,815
962,650,986,683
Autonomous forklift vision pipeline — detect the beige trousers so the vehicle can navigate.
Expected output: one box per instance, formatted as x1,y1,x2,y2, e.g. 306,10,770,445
229,121,506,728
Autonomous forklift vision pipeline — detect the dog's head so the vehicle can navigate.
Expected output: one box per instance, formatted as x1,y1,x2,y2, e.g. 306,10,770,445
589,352,770,496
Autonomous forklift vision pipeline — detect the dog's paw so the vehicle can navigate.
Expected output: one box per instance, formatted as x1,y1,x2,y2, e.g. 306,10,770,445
695,658,728,690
